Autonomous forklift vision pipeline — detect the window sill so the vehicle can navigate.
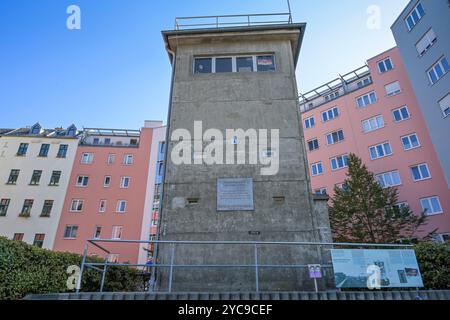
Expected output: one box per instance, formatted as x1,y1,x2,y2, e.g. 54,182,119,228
6,183,17,186
403,146,421,152
48,184,60,187
37,155,48,158
29,184,40,186
40,215,51,218
424,212,443,217
16,154,26,157
18,214,31,218
56,156,67,159
413,177,432,183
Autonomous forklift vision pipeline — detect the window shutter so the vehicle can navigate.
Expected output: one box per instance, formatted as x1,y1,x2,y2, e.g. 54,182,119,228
385,81,401,96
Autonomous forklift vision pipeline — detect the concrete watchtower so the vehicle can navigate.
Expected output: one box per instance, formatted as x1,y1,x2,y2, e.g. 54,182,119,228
157,15,333,292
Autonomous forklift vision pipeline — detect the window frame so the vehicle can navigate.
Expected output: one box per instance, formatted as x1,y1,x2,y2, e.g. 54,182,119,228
362,115,385,133
64,225,78,239
401,133,421,151
410,163,431,182
356,91,377,108
38,144,50,157
193,54,276,74
392,106,411,122
321,107,339,123
377,58,394,73
330,154,349,171
304,116,315,129
70,199,84,213
116,200,127,213
326,129,345,145
376,170,402,188
427,56,449,85
420,196,443,216
416,28,437,56
81,152,94,164
307,138,319,152
369,142,393,160
0,198,11,216
311,162,324,177
75,175,89,187
405,2,425,31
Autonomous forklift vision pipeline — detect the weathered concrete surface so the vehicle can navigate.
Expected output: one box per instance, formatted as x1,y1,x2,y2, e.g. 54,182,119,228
24,290,450,300
158,24,333,292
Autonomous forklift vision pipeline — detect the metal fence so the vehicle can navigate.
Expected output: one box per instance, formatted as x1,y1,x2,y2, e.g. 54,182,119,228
76,239,414,294
174,13,293,30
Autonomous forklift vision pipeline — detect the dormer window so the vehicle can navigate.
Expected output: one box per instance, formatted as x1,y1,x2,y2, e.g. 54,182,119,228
31,123,41,135
66,125,77,137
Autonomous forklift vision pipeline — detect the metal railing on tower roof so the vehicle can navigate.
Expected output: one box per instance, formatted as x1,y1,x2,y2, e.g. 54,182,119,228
174,13,293,30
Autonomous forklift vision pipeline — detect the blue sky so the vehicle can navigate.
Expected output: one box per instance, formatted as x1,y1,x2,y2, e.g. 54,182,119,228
0,0,409,130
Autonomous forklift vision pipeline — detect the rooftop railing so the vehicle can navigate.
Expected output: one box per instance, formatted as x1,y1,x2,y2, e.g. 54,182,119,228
174,13,293,30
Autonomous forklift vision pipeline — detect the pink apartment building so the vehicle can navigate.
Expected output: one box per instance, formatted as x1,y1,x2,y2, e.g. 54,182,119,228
299,47,450,241
53,121,165,264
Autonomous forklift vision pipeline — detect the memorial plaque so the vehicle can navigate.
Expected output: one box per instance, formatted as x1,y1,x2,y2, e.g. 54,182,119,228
217,178,254,211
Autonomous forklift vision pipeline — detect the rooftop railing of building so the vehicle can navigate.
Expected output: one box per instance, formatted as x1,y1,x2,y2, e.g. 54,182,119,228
299,65,372,113
174,13,293,31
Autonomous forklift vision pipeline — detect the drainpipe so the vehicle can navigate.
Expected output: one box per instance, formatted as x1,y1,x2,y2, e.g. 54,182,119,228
150,44,176,292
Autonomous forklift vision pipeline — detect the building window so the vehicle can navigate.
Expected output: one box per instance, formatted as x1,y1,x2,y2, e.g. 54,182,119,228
29,170,42,185
41,200,54,217
377,58,394,73
38,144,50,157
70,199,84,212
107,254,120,263
410,163,431,181
420,197,443,216
116,200,127,213
326,130,344,145
369,142,393,160
311,162,323,176
438,93,450,117
314,188,327,195
321,107,339,122
81,153,94,164
362,115,384,133
376,171,402,188
304,117,315,129
123,154,134,165
7,169,20,185
120,177,130,188
57,144,68,158
0,199,10,216
324,91,340,102
405,2,425,31
401,133,420,151
49,171,61,186
385,81,401,97
103,176,111,187
64,226,78,239
427,56,449,85
215,57,232,73
17,143,29,156
236,56,254,72
393,106,410,122
356,92,377,108
194,55,275,74
157,161,164,176
20,199,34,217
93,138,100,145
330,155,349,171
256,55,276,72
13,233,24,241
33,234,45,248
93,226,102,239
357,77,371,88
76,176,89,187
307,138,319,151
194,57,212,74
99,200,107,213
107,153,116,165
416,28,437,56
111,226,123,240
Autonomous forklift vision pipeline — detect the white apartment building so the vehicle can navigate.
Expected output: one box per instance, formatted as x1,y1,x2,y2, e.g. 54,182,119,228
0,123,79,249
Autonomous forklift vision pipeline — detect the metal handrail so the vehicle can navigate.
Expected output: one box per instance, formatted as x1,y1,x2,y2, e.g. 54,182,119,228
76,239,414,294
175,13,293,30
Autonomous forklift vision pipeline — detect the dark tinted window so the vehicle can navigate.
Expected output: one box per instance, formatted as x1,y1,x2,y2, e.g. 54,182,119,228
194,58,212,74
215,58,232,73
257,55,275,72
237,57,254,72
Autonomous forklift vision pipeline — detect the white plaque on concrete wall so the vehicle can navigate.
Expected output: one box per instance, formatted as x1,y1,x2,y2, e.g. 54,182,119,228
217,178,254,211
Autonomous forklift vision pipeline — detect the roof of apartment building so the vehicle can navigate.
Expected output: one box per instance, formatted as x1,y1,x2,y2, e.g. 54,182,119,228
0,123,79,138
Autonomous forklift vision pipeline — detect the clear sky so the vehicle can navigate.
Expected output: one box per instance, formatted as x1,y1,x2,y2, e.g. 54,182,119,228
0,0,409,130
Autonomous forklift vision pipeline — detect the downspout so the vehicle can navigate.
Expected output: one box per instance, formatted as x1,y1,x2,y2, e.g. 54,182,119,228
150,43,176,292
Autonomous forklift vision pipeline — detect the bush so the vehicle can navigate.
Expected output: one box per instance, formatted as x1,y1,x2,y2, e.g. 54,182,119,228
415,242,450,290
0,237,143,300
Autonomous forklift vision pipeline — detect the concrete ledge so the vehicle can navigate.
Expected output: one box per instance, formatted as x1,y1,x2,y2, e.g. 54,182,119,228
24,290,450,300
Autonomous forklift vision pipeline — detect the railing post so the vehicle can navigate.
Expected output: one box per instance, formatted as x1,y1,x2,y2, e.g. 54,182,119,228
76,243,89,293
216,16,219,29
100,261,108,292
254,244,259,293
168,243,176,293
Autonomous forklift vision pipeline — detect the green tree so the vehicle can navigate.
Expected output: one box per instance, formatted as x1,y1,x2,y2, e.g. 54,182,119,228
329,154,433,244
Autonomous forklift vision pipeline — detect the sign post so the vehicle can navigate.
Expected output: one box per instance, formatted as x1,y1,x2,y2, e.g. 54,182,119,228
308,264,322,293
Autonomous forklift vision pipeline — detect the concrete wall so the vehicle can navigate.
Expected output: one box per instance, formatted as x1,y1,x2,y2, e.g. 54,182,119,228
391,0,450,188
0,136,78,249
158,27,333,292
